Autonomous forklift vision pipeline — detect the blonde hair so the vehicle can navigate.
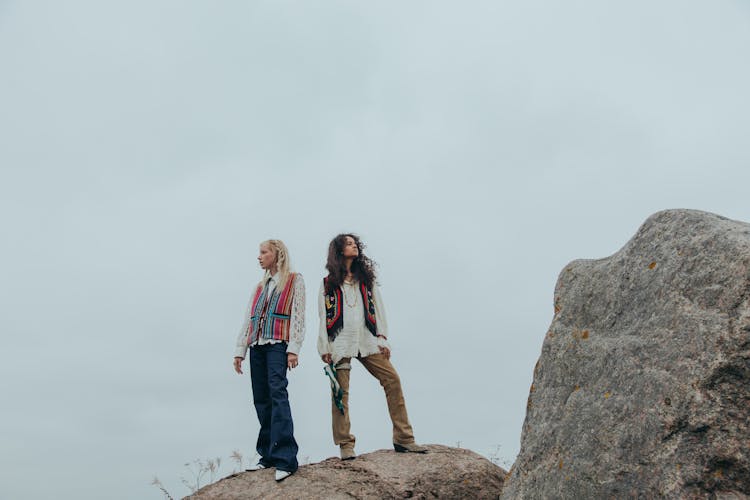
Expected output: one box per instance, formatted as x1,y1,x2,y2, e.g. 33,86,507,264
260,239,292,289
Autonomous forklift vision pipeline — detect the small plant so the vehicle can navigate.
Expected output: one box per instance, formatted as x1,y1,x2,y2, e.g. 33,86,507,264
487,444,513,469
230,449,244,473
153,451,255,498
150,476,174,500
181,457,222,494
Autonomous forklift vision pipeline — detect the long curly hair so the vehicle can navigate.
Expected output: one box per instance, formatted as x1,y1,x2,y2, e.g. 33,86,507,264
325,233,377,294
260,239,292,290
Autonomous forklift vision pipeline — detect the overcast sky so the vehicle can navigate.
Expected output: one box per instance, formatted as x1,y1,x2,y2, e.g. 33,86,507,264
1,1,749,499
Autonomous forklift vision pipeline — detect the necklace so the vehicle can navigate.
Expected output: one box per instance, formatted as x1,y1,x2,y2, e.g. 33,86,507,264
343,281,358,307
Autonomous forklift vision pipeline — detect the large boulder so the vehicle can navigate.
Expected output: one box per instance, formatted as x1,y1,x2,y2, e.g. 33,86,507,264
188,445,507,499
503,209,750,499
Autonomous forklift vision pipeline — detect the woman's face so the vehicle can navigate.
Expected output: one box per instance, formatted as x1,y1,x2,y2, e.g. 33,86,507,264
258,243,277,271
342,236,359,259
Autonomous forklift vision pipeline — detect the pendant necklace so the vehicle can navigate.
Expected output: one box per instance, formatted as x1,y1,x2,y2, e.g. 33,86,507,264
343,281,357,307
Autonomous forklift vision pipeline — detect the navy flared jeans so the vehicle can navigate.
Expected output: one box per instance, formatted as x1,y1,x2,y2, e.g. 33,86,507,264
248,342,298,473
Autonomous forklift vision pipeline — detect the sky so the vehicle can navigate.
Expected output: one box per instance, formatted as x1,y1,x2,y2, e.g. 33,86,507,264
1,1,749,498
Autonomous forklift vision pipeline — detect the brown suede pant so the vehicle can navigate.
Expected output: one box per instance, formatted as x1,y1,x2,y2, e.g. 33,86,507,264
332,353,415,450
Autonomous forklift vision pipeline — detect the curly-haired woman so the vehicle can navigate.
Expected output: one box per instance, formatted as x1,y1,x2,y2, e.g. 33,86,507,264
317,233,427,460
234,239,305,481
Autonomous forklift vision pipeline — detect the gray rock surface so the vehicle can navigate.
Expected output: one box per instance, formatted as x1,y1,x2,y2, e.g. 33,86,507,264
187,445,507,499
503,209,750,499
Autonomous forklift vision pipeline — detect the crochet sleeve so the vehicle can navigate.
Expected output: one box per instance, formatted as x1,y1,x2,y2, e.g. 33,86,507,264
234,293,253,359
286,273,306,355
373,284,390,345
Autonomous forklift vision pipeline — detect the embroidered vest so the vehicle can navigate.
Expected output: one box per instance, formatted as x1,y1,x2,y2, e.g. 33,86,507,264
248,273,297,345
324,276,377,341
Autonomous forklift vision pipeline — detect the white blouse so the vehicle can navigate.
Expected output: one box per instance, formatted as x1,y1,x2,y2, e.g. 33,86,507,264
234,272,306,358
316,279,390,364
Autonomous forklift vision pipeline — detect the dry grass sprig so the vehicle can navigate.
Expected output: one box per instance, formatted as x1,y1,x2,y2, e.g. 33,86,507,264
487,444,513,469
180,457,222,493
150,476,174,500
230,449,244,473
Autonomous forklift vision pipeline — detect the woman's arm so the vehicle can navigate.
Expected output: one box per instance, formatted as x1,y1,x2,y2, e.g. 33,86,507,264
233,291,254,374
286,273,306,356
373,285,391,357
234,293,253,360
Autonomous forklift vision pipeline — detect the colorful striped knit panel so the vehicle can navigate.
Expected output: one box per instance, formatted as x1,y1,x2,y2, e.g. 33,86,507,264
248,283,265,343
248,273,296,345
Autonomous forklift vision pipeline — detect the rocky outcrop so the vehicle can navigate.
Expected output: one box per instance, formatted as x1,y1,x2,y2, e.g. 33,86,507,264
503,209,750,499
188,445,507,499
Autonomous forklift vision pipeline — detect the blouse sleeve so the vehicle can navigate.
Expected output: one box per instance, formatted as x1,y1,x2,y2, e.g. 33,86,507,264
286,273,306,355
234,293,253,359
373,284,390,348
317,280,331,356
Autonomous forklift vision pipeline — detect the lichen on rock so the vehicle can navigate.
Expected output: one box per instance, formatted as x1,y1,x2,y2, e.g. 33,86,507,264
503,209,750,499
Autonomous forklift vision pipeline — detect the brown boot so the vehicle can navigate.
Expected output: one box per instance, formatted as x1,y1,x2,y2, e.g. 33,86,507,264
394,442,428,453
340,447,357,460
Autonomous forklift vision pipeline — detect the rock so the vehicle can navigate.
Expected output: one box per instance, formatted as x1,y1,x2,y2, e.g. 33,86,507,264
188,445,507,499
503,209,750,499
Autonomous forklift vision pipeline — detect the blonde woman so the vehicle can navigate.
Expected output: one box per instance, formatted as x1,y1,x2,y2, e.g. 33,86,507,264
233,240,306,481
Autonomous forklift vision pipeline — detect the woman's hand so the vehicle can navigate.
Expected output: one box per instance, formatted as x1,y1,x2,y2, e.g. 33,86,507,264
321,353,332,364
377,335,390,359
233,357,244,374
287,353,299,369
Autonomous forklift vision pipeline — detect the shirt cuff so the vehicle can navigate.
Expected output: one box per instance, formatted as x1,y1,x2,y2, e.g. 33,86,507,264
287,341,302,355
234,345,248,359
318,341,332,357
376,336,390,349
